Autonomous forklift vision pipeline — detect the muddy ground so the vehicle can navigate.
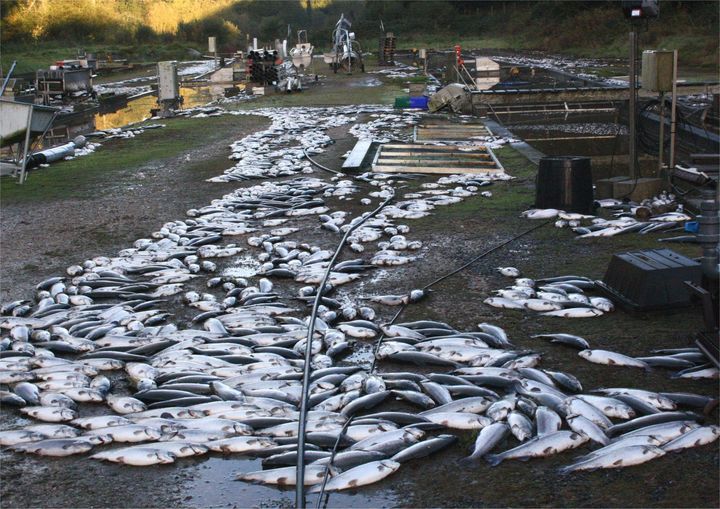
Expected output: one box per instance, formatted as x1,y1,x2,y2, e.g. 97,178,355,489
1,66,718,509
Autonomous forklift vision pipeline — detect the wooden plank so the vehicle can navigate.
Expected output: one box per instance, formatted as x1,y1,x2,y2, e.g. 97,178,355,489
372,165,503,174
377,151,492,159
382,144,488,151
417,128,489,133
342,139,373,169
376,158,497,166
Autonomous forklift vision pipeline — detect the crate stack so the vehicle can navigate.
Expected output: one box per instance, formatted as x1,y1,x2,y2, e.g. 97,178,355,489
378,33,396,66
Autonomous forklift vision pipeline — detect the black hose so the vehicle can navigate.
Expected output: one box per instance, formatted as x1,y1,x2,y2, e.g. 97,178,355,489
303,147,342,175
295,189,395,509
369,219,552,374
315,415,355,509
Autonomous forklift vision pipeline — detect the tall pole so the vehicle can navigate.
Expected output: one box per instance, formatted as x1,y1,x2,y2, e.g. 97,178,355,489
658,92,665,175
628,27,638,179
669,49,679,169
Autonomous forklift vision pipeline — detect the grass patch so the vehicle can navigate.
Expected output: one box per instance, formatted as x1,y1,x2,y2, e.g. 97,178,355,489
0,114,265,205
231,77,405,110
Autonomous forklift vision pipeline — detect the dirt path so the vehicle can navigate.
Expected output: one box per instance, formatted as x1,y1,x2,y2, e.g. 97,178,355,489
0,115,268,303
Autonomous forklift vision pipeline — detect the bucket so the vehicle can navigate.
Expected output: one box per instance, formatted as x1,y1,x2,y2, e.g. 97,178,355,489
535,156,594,214
409,96,429,109
394,96,410,108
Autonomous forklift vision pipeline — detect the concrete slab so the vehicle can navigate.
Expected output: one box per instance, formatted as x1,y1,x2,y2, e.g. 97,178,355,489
613,177,666,201
596,176,630,199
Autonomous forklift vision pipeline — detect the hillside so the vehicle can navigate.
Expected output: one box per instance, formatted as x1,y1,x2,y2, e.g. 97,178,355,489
2,0,717,73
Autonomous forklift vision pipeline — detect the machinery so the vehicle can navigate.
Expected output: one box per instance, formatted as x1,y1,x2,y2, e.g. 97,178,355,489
290,30,313,70
155,61,183,117
322,14,364,73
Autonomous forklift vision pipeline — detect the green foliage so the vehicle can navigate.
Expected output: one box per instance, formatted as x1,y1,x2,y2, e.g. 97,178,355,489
1,1,717,68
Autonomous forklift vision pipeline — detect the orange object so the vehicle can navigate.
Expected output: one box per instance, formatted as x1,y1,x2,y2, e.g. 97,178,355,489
454,44,464,67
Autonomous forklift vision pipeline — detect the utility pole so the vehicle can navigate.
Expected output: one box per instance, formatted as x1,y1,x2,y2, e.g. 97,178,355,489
628,26,638,180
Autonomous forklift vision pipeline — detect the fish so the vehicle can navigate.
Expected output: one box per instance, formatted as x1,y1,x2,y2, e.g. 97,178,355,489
237,464,332,486
559,445,666,473
578,350,650,369
308,460,400,493
11,438,99,456
486,431,588,466
566,415,609,445
424,412,491,429
461,422,510,463
661,425,719,452
507,411,533,442
390,434,456,463
530,333,589,350
542,308,603,318
91,447,177,466
20,406,77,423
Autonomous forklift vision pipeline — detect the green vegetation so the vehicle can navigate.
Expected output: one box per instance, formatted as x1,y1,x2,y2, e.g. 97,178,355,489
0,114,266,204
2,1,717,75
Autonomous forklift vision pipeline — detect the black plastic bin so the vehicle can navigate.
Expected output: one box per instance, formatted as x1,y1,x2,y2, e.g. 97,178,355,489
535,156,594,214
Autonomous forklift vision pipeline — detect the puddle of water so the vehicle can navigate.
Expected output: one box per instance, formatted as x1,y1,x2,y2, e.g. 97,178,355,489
94,85,237,130
183,456,398,508
348,77,383,88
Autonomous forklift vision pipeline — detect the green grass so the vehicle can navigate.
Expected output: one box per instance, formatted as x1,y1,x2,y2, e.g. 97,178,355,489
0,114,265,204
231,76,406,110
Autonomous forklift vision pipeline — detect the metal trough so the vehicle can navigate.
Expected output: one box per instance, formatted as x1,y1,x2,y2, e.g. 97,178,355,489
1,99,58,147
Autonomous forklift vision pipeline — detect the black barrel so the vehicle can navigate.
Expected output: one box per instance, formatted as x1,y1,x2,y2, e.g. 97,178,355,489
535,156,594,214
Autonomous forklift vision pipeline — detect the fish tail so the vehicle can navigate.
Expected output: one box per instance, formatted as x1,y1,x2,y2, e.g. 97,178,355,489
457,455,480,467
557,465,573,475
485,454,502,467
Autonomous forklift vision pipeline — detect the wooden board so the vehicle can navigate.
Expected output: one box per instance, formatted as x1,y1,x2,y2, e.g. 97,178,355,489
414,123,492,142
376,158,497,166
373,165,503,175
382,144,488,151
377,151,492,159
342,139,373,169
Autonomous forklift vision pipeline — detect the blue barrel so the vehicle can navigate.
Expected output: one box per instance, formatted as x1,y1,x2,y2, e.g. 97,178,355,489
409,96,429,109
535,156,594,213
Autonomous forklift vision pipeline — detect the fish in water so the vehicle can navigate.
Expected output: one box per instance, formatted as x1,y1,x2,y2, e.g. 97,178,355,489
486,431,588,466
308,460,400,493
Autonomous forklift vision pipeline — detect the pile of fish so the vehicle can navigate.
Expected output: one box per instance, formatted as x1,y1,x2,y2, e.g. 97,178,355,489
522,192,692,239
209,106,419,182
484,273,613,318
1,105,717,497
1,312,717,487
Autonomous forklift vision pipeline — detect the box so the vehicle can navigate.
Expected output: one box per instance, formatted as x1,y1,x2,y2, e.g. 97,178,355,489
641,50,674,92
595,176,630,199
597,248,701,311
613,177,666,201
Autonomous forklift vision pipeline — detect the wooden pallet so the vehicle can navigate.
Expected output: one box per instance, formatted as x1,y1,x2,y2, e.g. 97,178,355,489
372,143,504,175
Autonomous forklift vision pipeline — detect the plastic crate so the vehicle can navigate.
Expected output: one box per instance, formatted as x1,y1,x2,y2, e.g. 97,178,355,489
409,96,429,109
596,248,702,311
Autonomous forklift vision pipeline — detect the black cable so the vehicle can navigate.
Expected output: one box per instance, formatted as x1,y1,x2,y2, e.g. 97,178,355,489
303,147,342,175
295,189,395,509
315,415,355,509
368,219,552,375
